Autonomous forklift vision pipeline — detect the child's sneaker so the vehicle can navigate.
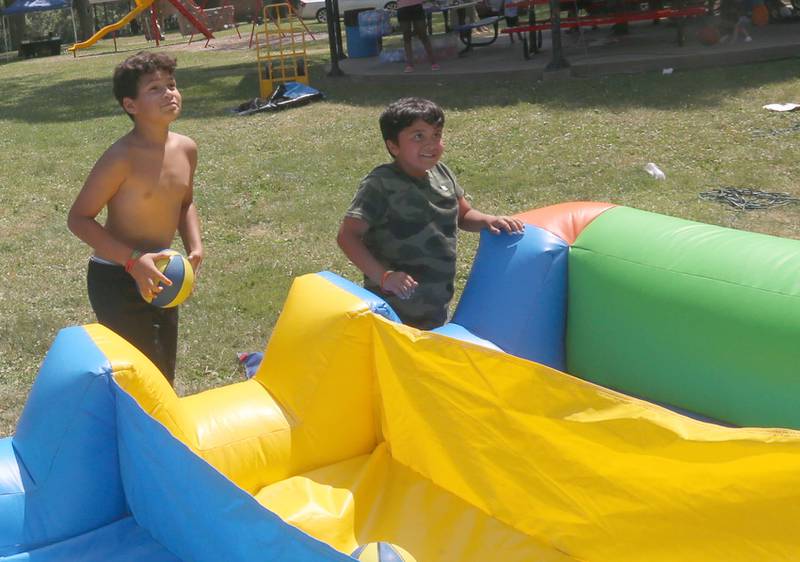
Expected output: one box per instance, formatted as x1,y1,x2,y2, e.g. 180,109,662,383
431,63,441,71
744,35,753,42
404,64,414,73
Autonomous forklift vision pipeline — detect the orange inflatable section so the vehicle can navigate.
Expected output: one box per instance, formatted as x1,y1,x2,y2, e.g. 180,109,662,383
514,202,616,244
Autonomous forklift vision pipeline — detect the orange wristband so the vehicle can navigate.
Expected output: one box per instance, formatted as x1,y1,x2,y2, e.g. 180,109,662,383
125,250,142,273
380,270,394,291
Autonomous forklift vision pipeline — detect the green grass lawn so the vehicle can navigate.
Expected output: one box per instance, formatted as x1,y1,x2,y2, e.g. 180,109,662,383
1,30,800,436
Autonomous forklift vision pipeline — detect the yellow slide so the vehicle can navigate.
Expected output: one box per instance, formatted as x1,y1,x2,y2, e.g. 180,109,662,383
69,0,155,52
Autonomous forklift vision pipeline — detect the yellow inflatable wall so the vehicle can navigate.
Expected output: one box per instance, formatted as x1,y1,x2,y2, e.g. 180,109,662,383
110,273,800,561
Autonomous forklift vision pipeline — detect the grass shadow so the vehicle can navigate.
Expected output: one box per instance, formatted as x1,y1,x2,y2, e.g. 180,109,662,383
3,39,800,122
0,61,257,123
310,56,800,112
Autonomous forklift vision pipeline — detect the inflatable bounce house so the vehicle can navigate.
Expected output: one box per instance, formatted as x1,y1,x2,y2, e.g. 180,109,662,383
2,202,800,561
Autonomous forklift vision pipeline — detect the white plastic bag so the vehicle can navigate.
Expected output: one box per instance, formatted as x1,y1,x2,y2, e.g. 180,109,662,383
644,163,666,180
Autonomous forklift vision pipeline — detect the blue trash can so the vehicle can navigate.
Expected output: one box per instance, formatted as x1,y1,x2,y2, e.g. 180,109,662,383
344,8,379,58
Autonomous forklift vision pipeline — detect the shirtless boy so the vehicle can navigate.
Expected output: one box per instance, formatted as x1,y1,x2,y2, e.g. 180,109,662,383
67,52,203,384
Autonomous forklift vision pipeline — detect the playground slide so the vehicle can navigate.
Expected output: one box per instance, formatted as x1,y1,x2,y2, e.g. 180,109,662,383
69,0,214,53
69,0,156,52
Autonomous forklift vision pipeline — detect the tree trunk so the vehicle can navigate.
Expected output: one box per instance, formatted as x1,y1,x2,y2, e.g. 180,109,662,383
74,0,94,40
3,0,26,50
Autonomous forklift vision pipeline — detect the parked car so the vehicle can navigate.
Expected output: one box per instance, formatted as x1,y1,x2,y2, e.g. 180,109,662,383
296,0,397,22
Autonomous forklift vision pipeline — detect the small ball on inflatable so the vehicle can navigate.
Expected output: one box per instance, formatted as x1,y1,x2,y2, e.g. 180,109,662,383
146,250,195,308
697,25,720,46
751,3,769,26
351,542,416,562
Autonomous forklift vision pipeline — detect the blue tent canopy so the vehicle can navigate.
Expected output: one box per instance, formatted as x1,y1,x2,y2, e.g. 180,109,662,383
2,0,72,15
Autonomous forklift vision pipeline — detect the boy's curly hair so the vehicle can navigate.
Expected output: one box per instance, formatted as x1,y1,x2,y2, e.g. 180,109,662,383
112,52,177,118
379,98,445,145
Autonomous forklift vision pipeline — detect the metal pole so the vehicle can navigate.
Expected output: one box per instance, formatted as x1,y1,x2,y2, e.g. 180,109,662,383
1,16,8,53
70,3,79,44
324,0,343,75
332,0,343,59
545,0,569,70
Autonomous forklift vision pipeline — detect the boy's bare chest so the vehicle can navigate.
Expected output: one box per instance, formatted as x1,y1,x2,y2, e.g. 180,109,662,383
119,148,191,203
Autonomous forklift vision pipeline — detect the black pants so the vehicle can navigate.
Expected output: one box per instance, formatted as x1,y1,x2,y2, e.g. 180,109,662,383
87,260,178,385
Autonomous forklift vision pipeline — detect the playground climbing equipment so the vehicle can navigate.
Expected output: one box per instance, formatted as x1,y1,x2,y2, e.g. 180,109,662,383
254,2,309,98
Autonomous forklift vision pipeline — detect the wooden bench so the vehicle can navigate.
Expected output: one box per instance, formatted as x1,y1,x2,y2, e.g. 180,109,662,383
501,6,707,59
453,15,503,54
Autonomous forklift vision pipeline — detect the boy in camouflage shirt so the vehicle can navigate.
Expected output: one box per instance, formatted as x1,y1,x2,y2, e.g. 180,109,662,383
337,97,524,330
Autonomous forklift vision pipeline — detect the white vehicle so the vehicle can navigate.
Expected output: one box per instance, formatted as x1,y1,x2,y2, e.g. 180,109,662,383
296,0,397,23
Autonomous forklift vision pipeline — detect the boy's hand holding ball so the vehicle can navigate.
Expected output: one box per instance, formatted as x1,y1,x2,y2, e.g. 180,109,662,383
128,250,173,302
187,249,204,273
127,249,195,307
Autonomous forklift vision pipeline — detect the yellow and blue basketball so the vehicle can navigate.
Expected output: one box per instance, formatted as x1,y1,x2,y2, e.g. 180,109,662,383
351,542,416,562
147,250,195,308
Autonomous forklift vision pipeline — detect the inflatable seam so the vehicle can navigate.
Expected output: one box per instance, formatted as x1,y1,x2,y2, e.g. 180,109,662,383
111,369,194,448
571,248,800,300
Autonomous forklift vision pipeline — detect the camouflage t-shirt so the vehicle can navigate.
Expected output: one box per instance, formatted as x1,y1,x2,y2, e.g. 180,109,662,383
345,161,465,330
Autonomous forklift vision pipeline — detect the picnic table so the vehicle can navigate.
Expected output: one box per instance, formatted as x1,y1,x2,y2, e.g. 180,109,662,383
425,1,479,33
501,1,707,59
425,1,503,54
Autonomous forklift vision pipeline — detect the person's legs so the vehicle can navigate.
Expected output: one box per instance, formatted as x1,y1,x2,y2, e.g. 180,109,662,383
153,307,178,384
396,5,418,70
505,13,520,41
412,18,438,67
400,19,415,70
736,15,752,41
87,260,178,385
